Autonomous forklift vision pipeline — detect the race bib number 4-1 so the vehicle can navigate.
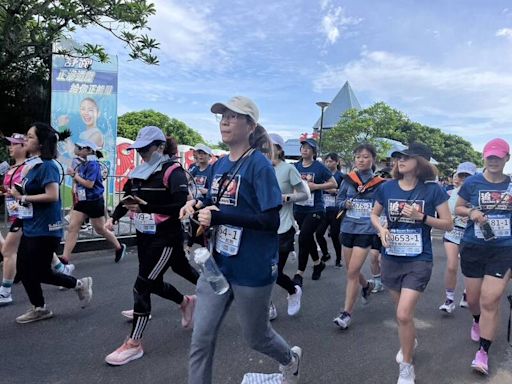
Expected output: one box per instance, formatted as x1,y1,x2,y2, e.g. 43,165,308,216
134,213,156,234
474,214,511,239
346,198,373,219
386,228,423,257
215,225,243,257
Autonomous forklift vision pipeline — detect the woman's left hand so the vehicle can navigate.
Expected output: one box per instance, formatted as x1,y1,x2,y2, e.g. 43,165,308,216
198,205,220,227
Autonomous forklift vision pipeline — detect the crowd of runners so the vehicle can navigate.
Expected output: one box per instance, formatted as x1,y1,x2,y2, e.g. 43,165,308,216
1,96,511,384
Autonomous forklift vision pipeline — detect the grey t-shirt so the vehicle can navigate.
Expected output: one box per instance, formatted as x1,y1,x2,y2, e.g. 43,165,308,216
274,161,303,234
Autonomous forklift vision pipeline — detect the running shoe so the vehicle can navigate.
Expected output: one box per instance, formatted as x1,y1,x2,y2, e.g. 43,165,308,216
334,261,343,269
115,243,127,263
180,295,196,329
371,280,385,293
439,299,456,314
321,253,331,262
311,261,325,280
397,362,416,384
105,339,144,366
333,311,351,329
396,338,418,364
292,274,303,287
0,289,12,305
361,280,375,304
471,348,488,375
269,301,278,321
287,286,302,316
80,223,92,231
280,346,302,384
460,292,468,308
121,309,152,320
471,320,480,342
16,306,53,324
76,277,93,308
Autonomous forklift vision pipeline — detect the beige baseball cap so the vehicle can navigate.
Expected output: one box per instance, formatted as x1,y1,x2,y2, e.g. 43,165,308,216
211,96,259,123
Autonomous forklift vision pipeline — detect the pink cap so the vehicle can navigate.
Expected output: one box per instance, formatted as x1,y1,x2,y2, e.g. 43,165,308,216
483,138,509,159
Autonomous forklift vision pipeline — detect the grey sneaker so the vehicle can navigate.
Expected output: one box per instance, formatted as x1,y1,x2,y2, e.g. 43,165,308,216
333,311,351,329
16,306,53,324
280,346,302,384
76,277,93,308
361,280,375,304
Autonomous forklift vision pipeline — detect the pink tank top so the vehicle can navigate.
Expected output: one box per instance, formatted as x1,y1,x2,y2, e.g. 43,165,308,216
3,164,24,189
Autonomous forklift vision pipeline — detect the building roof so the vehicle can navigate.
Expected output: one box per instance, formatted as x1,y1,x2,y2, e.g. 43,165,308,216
313,81,361,130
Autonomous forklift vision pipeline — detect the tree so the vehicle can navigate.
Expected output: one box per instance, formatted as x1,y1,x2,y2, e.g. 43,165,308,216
0,0,159,132
323,102,482,176
118,110,205,146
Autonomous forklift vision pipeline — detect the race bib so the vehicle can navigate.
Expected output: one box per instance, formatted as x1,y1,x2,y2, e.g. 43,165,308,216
324,194,336,208
134,213,156,234
444,227,465,245
387,228,423,257
215,225,243,257
76,186,87,201
474,214,511,239
346,198,373,219
5,196,33,219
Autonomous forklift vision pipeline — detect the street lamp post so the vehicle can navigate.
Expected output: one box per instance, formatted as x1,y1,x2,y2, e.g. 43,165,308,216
316,101,330,157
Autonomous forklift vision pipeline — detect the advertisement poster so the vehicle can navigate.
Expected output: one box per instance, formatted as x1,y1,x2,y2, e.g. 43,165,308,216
50,54,118,207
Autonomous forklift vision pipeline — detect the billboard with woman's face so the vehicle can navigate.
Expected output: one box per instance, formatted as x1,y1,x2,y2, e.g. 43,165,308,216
50,55,118,206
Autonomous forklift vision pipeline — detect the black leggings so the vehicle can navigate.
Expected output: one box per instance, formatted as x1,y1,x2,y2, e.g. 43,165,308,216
17,235,77,308
131,233,199,340
294,211,324,272
276,227,297,295
315,210,342,262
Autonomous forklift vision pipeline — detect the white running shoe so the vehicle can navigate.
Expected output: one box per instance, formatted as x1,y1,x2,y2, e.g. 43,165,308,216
76,277,93,308
287,285,302,316
62,264,75,276
397,362,415,384
396,338,418,364
121,309,152,320
0,290,13,305
280,346,302,384
333,311,351,329
460,292,468,308
439,299,456,313
269,302,278,321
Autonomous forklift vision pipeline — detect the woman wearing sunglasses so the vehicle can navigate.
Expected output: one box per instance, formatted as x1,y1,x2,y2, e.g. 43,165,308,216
61,140,126,264
371,142,452,384
104,126,198,366
180,96,302,384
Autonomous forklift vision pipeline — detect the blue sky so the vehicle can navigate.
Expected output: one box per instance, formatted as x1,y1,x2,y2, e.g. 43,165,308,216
75,0,512,165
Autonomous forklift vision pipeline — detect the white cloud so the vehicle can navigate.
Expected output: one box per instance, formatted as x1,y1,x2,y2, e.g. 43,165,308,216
320,3,362,45
496,27,512,40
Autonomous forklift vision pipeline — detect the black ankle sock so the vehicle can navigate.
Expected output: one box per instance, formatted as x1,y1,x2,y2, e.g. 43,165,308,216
479,338,492,353
473,314,480,323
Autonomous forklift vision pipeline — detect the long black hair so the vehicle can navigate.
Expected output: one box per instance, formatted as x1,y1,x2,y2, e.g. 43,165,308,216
30,122,71,160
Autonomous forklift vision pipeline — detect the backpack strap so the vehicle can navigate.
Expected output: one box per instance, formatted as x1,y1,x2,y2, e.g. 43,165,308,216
163,162,182,188
342,171,363,187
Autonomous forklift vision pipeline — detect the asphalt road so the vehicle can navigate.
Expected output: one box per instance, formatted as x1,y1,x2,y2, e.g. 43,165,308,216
1,233,512,384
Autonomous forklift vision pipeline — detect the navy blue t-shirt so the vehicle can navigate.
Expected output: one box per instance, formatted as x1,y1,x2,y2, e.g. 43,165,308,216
376,180,448,262
458,173,512,247
206,150,282,287
293,160,333,213
77,160,104,201
190,164,212,193
22,160,63,238
323,170,343,212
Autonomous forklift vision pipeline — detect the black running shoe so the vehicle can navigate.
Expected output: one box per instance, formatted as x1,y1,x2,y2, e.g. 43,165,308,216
311,261,326,280
321,253,331,262
115,243,127,263
292,274,303,287
361,280,375,304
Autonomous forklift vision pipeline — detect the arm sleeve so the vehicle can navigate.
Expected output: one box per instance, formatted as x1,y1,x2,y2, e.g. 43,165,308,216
111,181,132,222
210,207,280,231
336,180,350,208
288,180,309,203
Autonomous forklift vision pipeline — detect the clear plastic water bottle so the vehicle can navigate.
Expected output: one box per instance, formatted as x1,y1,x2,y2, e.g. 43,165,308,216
194,247,230,295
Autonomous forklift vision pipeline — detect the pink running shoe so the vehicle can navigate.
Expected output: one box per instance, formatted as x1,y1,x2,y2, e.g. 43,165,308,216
180,295,196,329
471,321,480,342
105,339,143,366
471,348,488,375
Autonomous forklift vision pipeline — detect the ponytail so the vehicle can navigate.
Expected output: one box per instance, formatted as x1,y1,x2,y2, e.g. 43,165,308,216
163,136,178,157
30,122,68,159
249,123,274,159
